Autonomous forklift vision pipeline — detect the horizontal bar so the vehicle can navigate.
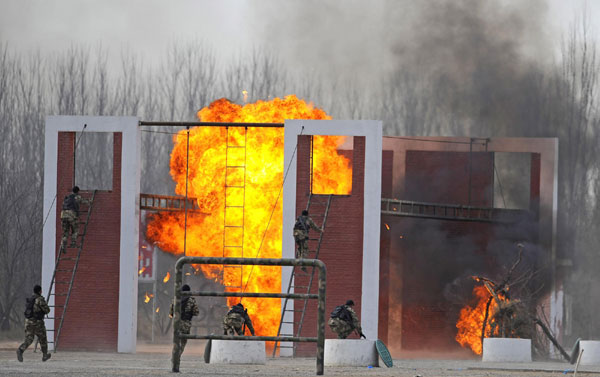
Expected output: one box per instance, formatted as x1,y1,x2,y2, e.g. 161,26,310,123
180,334,317,342
139,121,284,128
177,256,326,269
184,291,319,299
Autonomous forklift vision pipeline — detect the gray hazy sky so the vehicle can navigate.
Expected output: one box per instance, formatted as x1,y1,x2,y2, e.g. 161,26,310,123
0,0,598,78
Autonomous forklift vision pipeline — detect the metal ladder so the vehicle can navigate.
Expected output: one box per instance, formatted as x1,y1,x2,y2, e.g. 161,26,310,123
222,126,247,294
273,193,332,357
41,190,97,352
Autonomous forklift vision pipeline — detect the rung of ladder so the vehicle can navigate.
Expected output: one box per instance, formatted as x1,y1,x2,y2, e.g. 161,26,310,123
223,245,242,248
224,225,243,228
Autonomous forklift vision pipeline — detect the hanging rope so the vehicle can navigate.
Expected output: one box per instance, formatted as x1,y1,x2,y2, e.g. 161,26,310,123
494,162,507,208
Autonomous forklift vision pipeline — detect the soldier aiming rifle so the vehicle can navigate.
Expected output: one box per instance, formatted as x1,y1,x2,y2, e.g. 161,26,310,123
328,299,366,339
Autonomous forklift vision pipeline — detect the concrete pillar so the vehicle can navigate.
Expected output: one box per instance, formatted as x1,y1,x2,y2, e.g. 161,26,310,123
579,341,600,365
209,340,266,364
324,339,379,367
482,338,532,362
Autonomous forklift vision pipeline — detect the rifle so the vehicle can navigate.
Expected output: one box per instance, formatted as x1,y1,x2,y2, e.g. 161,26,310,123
242,309,247,335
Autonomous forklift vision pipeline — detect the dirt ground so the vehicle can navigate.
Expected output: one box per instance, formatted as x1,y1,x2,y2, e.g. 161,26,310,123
1,343,599,376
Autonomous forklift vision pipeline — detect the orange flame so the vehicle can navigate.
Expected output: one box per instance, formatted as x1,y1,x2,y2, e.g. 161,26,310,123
156,307,160,313
455,285,508,354
163,272,171,283
384,223,390,230
144,292,151,303
146,95,352,340
138,267,146,275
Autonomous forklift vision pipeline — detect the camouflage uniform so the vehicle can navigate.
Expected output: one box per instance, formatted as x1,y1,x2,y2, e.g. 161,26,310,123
170,296,199,371
293,215,322,259
223,304,255,336
17,293,51,361
328,305,362,339
60,192,90,248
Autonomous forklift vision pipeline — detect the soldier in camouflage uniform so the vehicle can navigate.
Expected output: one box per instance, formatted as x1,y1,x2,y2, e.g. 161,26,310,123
17,285,51,362
169,284,199,373
60,186,91,251
223,302,255,336
328,300,366,339
293,210,323,270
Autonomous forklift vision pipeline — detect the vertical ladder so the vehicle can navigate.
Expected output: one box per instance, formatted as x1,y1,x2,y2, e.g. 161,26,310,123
222,126,247,295
273,193,332,357
42,190,96,352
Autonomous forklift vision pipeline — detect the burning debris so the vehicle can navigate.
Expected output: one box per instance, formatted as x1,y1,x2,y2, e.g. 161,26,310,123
456,244,574,361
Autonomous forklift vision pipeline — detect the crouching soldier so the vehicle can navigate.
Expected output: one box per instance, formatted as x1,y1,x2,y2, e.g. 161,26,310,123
223,302,255,336
328,300,366,339
170,284,199,373
17,285,51,362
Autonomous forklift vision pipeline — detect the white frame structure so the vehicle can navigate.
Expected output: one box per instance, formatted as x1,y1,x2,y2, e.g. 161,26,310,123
42,116,140,353
281,119,383,353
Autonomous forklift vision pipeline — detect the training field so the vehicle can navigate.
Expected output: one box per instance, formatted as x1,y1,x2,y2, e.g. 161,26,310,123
1,345,599,377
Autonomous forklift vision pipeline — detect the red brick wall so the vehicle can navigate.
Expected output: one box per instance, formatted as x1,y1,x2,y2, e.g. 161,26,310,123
378,150,394,343
294,136,365,355
54,132,122,351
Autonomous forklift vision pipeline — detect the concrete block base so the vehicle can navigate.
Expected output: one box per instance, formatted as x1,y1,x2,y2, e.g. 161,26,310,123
482,338,531,362
324,339,379,367
579,340,600,365
209,340,266,364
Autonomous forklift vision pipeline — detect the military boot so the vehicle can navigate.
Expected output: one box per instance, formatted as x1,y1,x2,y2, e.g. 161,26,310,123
42,353,51,362
16,348,23,362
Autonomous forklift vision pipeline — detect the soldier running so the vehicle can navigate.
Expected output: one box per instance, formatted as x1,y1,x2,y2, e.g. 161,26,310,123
328,300,366,339
169,284,199,373
223,302,255,336
60,186,91,251
17,285,51,362
293,210,323,270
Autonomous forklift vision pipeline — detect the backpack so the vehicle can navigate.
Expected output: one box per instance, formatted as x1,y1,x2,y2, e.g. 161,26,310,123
24,297,35,319
181,297,193,321
62,193,79,214
294,216,309,232
330,305,352,323
229,304,245,316
24,295,44,320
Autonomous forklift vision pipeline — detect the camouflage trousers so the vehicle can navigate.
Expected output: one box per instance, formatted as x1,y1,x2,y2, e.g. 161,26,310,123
19,319,48,355
171,320,191,370
60,210,79,247
223,313,244,335
328,317,354,339
294,230,309,259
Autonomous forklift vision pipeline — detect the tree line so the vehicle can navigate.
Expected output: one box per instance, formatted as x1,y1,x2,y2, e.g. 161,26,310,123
0,21,599,344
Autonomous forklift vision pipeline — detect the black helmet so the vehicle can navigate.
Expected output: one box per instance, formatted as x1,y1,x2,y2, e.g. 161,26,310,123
302,210,309,216
72,186,80,193
181,284,190,291
345,299,354,306
235,302,244,308
34,285,42,294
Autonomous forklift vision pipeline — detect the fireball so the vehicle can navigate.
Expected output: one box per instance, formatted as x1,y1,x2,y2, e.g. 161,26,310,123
146,95,352,338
